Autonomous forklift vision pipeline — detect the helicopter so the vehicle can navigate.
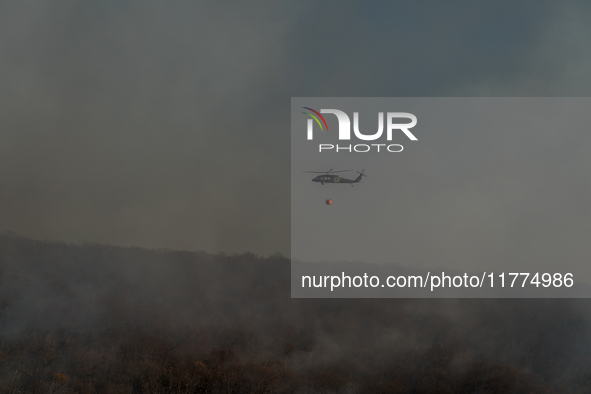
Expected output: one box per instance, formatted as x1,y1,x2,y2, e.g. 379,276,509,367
304,169,366,186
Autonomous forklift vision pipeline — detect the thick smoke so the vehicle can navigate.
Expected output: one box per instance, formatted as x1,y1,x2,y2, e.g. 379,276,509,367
0,1,585,257
2,1,591,393
1,234,590,393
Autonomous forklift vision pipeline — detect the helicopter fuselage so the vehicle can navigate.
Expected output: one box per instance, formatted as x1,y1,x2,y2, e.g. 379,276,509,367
312,175,358,184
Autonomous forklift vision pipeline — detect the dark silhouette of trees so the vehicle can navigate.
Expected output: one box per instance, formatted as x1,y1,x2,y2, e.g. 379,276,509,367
0,234,589,393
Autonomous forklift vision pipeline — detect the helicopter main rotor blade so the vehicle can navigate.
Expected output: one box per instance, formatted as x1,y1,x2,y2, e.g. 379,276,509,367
303,169,353,174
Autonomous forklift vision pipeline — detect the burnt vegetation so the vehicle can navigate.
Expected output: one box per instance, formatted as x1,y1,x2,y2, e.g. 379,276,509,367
0,233,590,393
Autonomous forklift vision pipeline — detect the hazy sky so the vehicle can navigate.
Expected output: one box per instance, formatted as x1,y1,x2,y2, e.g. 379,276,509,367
1,1,591,256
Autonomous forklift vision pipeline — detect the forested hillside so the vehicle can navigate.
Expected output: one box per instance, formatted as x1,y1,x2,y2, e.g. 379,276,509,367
0,234,589,393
